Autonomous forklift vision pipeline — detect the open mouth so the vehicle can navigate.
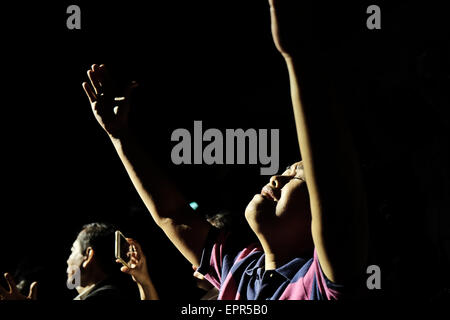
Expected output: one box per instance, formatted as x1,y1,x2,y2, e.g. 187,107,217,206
261,186,279,202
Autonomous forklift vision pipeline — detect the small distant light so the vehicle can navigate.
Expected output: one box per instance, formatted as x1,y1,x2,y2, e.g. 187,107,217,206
189,202,199,211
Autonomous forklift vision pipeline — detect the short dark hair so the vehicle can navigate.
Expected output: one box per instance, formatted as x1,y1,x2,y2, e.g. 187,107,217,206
77,222,117,275
206,210,233,229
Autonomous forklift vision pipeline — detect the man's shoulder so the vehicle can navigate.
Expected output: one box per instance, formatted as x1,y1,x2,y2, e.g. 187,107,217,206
84,280,130,301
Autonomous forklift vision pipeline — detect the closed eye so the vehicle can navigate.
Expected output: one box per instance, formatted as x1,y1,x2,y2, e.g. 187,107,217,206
285,165,296,175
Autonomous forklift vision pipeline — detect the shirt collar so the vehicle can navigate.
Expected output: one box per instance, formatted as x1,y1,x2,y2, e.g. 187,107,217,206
244,254,309,281
244,254,265,276
73,283,96,300
274,257,309,281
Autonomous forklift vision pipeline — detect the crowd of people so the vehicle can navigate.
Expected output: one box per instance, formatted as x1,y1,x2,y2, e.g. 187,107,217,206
1,0,369,301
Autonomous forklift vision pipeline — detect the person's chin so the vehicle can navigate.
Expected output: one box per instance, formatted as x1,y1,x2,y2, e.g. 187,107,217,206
245,194,277,228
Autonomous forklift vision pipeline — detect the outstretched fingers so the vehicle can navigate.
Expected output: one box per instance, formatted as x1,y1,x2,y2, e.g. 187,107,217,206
83,64,104,103
98,64,113,94
87,72,101,96
82,82,97,103
28,282,38,300
4,273,18,293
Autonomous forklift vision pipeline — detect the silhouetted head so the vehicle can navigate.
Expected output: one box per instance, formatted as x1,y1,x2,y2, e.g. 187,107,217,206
66,222,117,289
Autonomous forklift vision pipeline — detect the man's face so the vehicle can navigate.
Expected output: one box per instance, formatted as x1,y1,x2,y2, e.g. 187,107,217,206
245,161,311,237
66,238,85,282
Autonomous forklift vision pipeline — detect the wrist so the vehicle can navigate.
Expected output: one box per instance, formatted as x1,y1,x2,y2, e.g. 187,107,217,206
109,128,132,146
136,277,152,289
137,279,156,300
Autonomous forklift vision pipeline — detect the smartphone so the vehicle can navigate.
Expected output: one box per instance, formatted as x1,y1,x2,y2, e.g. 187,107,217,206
115,230,130,268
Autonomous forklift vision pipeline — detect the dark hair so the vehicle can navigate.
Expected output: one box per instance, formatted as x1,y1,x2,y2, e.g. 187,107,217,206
205,210,233,229
77,222,117,275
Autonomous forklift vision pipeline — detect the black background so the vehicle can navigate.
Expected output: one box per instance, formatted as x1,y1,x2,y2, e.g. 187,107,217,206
0,0,449,302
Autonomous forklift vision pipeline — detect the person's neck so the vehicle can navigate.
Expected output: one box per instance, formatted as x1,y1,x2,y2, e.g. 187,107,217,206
259,239,292,270
264,248,303,270
76,273,108,294
259,237,313,271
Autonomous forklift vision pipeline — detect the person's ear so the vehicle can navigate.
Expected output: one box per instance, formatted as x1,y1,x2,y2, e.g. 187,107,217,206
82,247,94,268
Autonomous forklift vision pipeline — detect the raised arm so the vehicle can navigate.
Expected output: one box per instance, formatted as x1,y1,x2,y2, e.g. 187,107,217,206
82,64,211,266
269,0,368,284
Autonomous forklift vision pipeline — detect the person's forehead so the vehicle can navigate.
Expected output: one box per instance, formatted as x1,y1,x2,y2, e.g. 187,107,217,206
283,161,305,180
292,161,303,168
287,161,303,170
72,239,81,249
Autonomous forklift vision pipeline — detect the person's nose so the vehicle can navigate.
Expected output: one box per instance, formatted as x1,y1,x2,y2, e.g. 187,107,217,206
269,175,279,188
270,175,289,189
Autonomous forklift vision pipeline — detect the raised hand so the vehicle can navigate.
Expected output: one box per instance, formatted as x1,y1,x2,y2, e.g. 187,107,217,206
0,273,37,300
116,238,151,287
116,238,158,300
82,64,138,139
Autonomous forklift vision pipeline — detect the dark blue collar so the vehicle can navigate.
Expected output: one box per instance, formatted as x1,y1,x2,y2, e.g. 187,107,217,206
244,253,310,281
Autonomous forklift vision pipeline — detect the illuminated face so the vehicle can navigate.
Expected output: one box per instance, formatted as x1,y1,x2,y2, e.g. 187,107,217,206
245,161,311,239
66,239,85,282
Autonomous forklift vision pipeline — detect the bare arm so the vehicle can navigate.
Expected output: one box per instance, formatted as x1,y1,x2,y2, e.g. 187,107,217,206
110,132,211,266
269,0,368,284
83,64,210,266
